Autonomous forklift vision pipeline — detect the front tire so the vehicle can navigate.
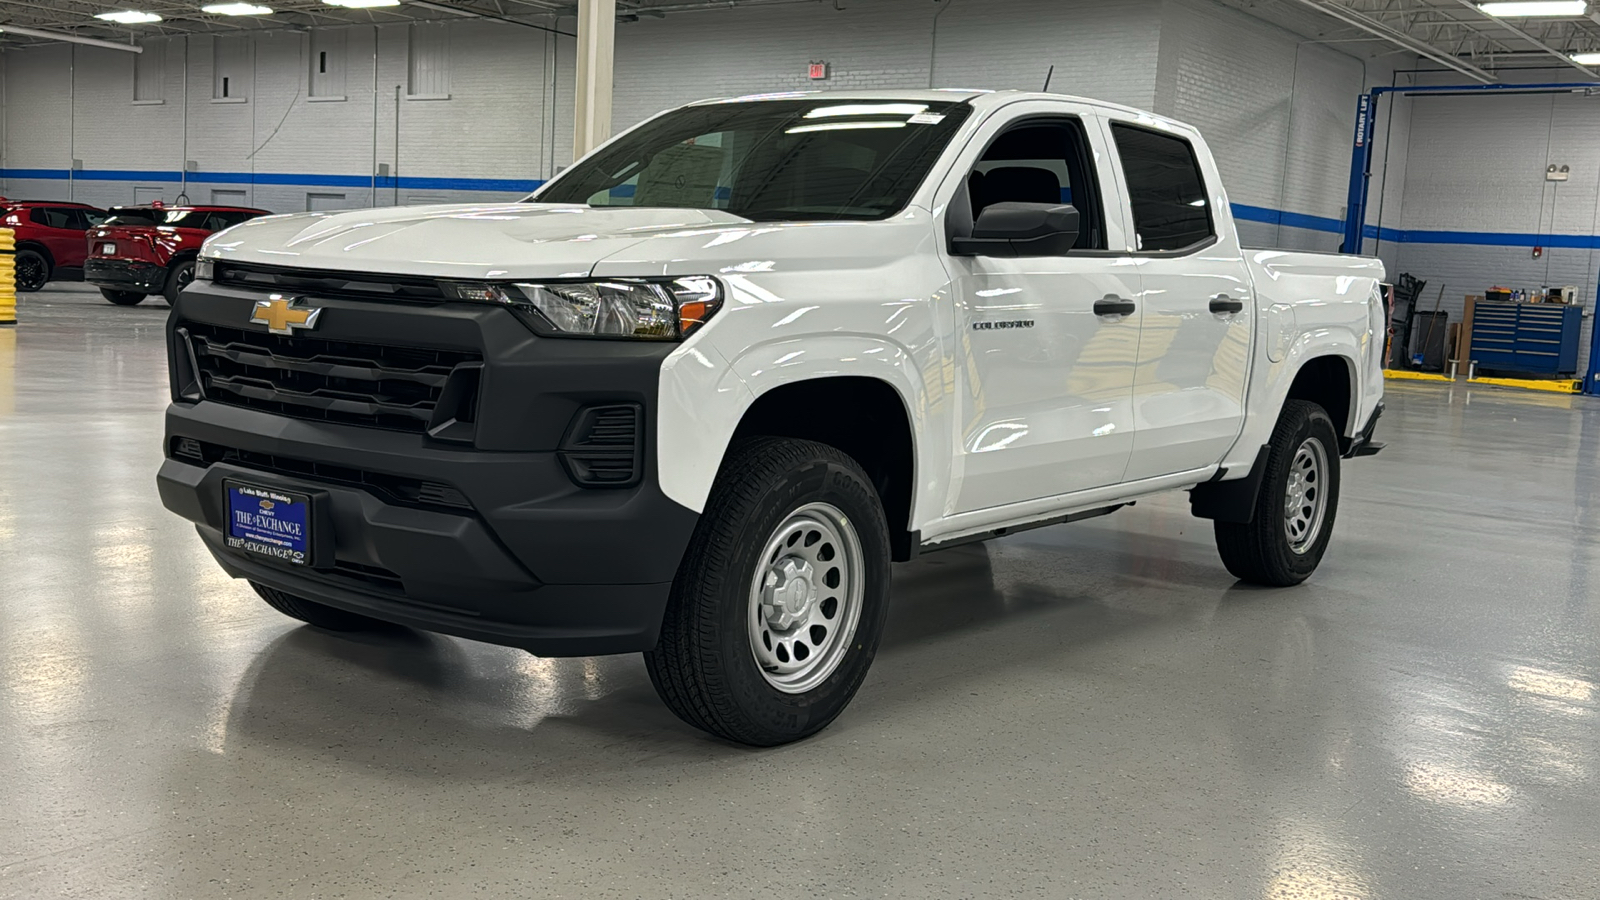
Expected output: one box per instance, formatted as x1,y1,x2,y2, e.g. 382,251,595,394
645,437,892,746
163,260,195,304
1214,399,1342,586
251,582,386,632
14,249,48,293
101,288,146,306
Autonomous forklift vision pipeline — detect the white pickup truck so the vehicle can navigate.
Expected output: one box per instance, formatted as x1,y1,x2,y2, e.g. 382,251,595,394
159,90,1385,746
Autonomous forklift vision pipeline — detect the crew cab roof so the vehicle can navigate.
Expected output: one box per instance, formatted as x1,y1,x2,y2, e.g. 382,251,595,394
687,89,1193,133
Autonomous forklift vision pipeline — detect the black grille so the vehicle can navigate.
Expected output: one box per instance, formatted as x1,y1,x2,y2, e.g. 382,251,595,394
213,261,448,302
180,321,481,433
170,437,474,514
559,404,643,488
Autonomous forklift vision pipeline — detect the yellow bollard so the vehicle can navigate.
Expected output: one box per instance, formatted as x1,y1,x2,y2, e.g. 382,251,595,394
0,228,14,326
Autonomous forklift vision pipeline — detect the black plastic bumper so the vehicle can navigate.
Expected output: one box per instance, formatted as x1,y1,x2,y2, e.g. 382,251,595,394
158,283,699,657
86,258,167,293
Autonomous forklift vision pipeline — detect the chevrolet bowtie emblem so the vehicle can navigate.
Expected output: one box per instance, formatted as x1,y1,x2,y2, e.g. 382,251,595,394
250,296,322,335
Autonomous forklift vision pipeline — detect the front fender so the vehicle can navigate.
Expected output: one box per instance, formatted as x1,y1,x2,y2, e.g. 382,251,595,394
656,332,944,521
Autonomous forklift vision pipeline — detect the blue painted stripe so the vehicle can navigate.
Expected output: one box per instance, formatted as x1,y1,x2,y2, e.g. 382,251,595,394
4,167,1597,250
1,167,541,193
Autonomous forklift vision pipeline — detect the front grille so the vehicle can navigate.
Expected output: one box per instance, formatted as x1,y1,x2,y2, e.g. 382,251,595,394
170,437,474,514
213,261,449,302
180,321,481,433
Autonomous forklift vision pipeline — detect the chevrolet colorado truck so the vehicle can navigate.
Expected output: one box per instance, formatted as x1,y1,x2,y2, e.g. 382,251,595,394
158,90,1385,746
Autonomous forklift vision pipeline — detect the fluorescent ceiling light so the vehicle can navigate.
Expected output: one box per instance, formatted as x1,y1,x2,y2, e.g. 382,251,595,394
202,2,273,14
1478,2,1587,16
94,10,163,23
322,0,401,7
786,121,908,134
805,103,929,119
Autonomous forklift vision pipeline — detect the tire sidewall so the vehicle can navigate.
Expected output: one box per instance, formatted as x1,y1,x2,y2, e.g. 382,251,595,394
1263,406,1341,579
165,260,196,304
711,453,891,742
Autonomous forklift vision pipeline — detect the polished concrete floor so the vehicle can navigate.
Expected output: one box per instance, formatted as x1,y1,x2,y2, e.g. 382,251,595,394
1,284,1597,899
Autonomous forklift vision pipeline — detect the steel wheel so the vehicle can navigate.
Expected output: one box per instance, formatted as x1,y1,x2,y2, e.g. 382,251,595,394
747,501,865,694
1283,436,1329,554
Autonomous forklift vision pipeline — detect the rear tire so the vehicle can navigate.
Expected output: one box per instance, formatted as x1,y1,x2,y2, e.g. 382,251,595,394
1214,399,1341,586
163,260,195,304
101,288,146,306
645,437,892,746
14,249,48,293
251,582,386,632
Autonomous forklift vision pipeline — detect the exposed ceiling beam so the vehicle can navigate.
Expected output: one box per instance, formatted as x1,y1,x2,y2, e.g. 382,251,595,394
0,22,142,51
1453,0,1597,75
1284,0,1498,82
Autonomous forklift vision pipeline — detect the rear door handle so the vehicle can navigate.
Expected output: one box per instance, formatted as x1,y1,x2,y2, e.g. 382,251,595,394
1094,297,1137,317
1209,295,1245,315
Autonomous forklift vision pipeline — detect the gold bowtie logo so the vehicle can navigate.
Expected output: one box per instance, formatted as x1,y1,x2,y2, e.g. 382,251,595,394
250,296,322,335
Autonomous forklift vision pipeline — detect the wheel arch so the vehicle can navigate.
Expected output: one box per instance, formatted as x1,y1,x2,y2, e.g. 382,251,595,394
1285,353,1356,439
730,376,919,561
15,239,54,269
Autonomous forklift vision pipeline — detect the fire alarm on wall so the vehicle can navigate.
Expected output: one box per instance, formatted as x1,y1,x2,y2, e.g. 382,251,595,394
808,61,829,80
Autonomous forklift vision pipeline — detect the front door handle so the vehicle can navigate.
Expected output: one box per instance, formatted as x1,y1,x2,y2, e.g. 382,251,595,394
1209,295,1245,315
1094,296,1137,317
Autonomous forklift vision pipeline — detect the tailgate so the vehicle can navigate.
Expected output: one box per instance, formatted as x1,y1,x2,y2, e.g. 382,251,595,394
88,226,158,261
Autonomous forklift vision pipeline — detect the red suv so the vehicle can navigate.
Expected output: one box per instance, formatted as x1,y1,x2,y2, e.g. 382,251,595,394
1,199,110,292
86,204,270,305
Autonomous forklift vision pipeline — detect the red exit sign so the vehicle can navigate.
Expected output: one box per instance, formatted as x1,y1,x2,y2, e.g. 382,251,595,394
808,62,828,80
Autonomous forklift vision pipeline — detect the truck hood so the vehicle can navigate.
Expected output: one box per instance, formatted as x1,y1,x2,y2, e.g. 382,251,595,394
204,203,758,280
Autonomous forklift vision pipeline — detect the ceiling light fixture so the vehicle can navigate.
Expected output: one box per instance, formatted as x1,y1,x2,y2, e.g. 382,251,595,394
323,0,401,7
1573,51,1600,63
1478,1,1587,16
94,10,163,23
202,2,274,14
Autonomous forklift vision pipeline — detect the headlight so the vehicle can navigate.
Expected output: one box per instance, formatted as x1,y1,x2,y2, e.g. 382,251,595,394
194,257,215,281
445,276,723,340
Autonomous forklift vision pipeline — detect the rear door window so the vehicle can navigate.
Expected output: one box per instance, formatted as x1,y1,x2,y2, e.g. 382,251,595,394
30,208,74,229
1110,124,1215,253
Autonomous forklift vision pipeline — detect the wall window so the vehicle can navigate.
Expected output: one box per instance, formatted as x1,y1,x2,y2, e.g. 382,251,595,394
306,192,347,211
309,29,346,99
214,35,249,101
1110,123,1214,253
134,37,164,103
407,24,449,98
211,189,248,205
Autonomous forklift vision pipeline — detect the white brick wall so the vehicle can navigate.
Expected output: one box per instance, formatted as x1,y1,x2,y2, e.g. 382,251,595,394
1,0,1365,248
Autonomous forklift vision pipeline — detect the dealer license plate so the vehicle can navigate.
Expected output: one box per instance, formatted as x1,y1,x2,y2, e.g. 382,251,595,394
224,482,312,566
100,243,116,255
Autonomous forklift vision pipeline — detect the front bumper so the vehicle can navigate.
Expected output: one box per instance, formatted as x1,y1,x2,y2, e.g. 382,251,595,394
158,282,700,657
86,258,166,293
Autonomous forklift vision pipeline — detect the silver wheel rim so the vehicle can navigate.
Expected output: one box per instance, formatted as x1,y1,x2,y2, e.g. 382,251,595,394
747,501,864,694
1284,437,1329,554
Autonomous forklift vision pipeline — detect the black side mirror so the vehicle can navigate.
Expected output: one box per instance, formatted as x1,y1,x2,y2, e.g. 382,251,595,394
951,202,1080,257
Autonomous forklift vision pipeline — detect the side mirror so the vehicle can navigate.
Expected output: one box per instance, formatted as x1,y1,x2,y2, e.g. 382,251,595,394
951,202,1080,257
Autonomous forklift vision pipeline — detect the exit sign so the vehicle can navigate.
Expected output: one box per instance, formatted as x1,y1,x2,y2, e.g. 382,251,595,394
808,62,828,80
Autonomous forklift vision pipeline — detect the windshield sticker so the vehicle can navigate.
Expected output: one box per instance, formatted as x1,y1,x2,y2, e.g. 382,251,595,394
908,112,947,125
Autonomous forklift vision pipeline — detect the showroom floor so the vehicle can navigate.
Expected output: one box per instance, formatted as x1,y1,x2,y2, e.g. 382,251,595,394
0,285,1595,899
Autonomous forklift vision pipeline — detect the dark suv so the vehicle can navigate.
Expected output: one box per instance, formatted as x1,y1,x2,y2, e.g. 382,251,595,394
1,199,109,292
86,205,270,305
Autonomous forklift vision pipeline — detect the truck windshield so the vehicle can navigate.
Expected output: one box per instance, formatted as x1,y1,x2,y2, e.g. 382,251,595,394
535,98,973,222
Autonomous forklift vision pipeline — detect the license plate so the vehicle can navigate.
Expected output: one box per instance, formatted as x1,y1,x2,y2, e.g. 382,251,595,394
224,482,312,566
100,242,116,255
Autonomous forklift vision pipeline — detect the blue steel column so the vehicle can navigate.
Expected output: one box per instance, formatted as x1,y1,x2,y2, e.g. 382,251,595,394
1341,90,1378,255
